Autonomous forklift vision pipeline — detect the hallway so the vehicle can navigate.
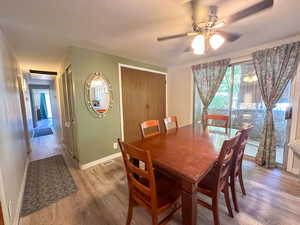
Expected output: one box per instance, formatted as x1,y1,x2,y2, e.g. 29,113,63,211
29,133,61,161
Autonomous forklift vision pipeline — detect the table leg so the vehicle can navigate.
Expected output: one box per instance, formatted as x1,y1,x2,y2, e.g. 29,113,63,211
181,182,197,225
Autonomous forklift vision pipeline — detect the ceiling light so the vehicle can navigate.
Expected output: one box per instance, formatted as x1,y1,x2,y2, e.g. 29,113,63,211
243,74,258,83
193,46,205,55
192,35,205,55
191,35,205,50
209,34,225,50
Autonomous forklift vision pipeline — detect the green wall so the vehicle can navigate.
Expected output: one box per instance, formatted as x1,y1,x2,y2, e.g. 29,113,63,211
69,47,166,165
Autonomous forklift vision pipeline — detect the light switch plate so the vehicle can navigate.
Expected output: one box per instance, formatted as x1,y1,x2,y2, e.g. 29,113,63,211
113,142,118,149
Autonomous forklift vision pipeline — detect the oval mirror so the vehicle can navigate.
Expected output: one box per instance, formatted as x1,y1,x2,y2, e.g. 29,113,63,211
85,72,113,118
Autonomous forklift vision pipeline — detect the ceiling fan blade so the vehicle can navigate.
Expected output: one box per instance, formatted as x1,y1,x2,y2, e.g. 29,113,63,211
220,0,273,25
157,32,198,41
216,31,242,42
157,33,189,41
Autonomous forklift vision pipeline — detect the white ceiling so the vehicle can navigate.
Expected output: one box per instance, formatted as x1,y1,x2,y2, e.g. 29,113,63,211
0,0,299,71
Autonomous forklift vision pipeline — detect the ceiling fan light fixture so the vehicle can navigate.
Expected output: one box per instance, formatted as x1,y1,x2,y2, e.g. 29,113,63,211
209,34,225,50
192,34,205,55
193,46,205,55
213,21,225,29
191,34,205,49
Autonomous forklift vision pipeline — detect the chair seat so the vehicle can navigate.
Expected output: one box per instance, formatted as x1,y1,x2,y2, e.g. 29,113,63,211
132,173,181,210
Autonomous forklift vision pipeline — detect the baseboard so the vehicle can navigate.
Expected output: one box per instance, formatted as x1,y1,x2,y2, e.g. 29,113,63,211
13,157,29,225
80,152,121,170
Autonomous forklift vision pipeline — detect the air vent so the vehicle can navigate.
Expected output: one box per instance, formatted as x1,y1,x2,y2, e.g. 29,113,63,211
29,70,57,75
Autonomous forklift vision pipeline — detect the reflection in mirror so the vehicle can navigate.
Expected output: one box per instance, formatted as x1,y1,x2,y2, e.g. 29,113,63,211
90,76,109,113
85,72,113,118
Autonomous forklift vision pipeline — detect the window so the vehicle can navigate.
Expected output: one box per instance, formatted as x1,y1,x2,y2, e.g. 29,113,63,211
193,60,291,163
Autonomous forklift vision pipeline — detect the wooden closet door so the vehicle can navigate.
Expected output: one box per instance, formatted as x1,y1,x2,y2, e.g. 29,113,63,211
121,67,166,142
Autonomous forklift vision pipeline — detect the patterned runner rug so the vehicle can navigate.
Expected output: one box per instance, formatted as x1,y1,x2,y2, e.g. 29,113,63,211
21,155,78,216
33,128,53,138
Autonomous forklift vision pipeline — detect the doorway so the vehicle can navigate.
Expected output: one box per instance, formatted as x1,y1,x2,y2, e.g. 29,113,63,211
119,65,167,142
21,72,62,160
29,85,54,138
60,65,78,160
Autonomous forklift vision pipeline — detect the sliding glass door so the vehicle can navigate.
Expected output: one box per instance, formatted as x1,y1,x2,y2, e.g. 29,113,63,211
193,60,291,164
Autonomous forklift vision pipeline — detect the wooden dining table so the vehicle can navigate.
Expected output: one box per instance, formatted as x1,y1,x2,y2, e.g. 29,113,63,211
131,124,237,225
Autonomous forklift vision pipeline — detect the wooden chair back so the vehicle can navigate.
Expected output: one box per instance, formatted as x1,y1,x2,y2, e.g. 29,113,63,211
118,139,158,209
204,114,229,132
163,116,178,132
216,133,241,191
233,126,253,177
140,120,161,139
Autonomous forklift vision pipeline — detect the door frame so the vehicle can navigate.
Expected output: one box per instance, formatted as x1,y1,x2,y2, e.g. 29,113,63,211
28,84,51,128
0,169,7,225
287,66,300,174
61,65,79,161
118,63,167,141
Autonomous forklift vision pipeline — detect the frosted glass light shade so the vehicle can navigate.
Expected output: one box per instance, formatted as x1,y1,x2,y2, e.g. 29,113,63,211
209,34,225,50
193,47,205,55
191,35,205,55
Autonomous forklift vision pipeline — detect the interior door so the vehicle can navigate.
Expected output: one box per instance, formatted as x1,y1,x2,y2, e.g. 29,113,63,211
121,67,166,142
61,66,78,160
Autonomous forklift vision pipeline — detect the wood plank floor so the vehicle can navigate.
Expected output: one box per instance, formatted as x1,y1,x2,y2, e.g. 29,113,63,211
20,134,300,225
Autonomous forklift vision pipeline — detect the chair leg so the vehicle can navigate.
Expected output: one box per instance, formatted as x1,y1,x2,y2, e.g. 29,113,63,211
212,196,220,225
230,176,239,213
224,185,234,218
126,196,134,225
151,213,158,225
238,171,246,196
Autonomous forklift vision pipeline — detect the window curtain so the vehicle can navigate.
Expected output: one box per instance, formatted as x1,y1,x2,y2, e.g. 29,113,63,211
192,58,230,125
39,93,48,120
253,41,300,168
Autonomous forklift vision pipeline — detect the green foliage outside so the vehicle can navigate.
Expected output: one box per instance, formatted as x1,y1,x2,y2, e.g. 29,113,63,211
209,66,241,111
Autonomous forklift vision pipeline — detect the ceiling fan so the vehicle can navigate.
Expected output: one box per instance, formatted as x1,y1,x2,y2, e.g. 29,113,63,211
157,0,274,55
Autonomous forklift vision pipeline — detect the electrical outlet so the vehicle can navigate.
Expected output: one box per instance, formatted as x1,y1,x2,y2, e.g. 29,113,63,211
113,142,118,149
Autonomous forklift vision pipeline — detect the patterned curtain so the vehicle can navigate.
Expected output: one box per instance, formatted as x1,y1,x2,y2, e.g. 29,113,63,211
253,41,300,168
192,58,230,124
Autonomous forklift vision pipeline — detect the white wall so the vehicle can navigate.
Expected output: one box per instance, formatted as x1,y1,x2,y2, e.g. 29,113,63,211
167,66,193,127
0,28,28,225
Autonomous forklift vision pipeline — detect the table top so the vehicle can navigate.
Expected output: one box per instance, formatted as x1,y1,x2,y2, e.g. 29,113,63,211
131,124,238,184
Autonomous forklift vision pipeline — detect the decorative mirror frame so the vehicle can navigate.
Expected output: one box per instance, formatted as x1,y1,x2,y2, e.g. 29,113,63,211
84,72,113,118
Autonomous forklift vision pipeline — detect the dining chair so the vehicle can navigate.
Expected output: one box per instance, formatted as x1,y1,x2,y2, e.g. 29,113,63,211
118,139,181,225
197,133,241,225
163,116,178,132
140,120,161,139
204,114,229,133
230,125,253,212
